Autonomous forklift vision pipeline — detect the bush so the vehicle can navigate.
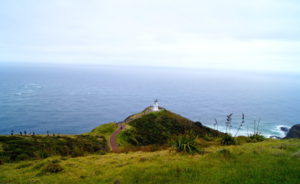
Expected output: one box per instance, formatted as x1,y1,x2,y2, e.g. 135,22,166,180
119,129,139,146
39,152,50,159
0,135,109,163
42,163,64,174
221,134,237,146
248,133,265,142
51,159,60,164
126,110,222,146
236,136,250,144
15,153,32,161
170,134,200,154
33,162,46,170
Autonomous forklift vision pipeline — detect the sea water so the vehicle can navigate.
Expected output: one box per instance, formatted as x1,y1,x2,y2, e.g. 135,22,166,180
1,63,299,137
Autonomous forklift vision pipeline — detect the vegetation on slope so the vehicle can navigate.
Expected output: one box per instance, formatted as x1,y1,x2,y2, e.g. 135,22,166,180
170,133,200,154
0,139,299,184
88,122,117,139
0,135,108,163
121,110,223,146
1,109,298,184
88,122,118,150
89,122,117,137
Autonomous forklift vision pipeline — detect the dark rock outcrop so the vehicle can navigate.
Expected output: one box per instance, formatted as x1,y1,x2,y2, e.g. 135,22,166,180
280,126,289,133
285,124,300,138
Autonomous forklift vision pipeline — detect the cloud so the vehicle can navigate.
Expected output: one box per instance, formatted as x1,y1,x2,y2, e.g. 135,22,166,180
0,0,300,72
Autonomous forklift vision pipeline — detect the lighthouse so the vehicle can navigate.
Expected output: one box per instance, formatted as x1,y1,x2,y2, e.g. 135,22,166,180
152,99,159,112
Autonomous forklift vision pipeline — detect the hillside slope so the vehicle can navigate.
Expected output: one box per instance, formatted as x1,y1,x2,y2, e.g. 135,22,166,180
121,109,223,145
0,135,108,163
0,139,299,184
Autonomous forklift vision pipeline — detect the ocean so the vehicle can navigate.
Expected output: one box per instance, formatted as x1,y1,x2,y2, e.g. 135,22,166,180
1,63,300,137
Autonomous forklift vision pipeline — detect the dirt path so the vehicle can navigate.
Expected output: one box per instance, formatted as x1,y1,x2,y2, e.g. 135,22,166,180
110,123,125,152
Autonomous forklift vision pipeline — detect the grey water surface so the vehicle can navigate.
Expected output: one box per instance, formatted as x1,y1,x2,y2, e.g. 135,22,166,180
1,63,299,137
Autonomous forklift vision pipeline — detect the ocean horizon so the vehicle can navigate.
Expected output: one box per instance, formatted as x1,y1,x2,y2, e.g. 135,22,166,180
1,63,299,137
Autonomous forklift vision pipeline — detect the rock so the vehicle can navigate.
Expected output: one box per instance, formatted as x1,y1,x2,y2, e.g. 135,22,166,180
280,126,289,133
285,124,300,138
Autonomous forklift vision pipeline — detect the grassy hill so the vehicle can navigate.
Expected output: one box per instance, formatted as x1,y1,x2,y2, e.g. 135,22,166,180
119,110,223,146
0,139,299,184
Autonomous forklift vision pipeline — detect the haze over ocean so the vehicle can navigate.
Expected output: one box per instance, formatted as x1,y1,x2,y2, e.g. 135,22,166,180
0,63,299,137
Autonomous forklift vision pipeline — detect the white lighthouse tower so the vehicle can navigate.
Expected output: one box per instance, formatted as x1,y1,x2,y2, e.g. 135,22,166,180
152,99,159,112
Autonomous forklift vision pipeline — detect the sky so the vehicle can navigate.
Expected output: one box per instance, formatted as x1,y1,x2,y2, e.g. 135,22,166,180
0,0,300,72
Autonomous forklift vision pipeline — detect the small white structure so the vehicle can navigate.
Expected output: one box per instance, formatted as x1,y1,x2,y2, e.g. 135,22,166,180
152,99,159,112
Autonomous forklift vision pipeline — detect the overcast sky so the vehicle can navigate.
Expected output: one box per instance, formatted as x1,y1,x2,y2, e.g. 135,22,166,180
1,0,300,72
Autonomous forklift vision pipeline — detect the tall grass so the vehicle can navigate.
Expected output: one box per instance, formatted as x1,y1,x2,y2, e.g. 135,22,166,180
225,113,233,134
234,114,245,137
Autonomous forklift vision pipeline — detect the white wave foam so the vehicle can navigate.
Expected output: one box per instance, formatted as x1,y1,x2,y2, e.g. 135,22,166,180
206,124,290,138
274,125,290,137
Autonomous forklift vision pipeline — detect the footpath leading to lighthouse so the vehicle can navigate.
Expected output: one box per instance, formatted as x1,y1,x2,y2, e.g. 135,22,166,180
110,123,125,152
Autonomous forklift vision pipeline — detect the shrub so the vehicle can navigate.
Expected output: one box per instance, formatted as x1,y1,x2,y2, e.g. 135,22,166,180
248,133,265,142
221,134,237,146
126,110,222,146
42,163,64,174
170,134,200,154
33,162,46,170
15,153,32,161
0,135,109,163
236,136,250,144
39,152,50,159
80,175,87,179
51,159,60,164
119,129,139,146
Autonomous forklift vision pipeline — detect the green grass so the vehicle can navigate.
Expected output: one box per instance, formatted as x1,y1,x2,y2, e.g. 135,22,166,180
88,122,118,149
1,139,300,184
88,122,118,137
116,130,131,148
